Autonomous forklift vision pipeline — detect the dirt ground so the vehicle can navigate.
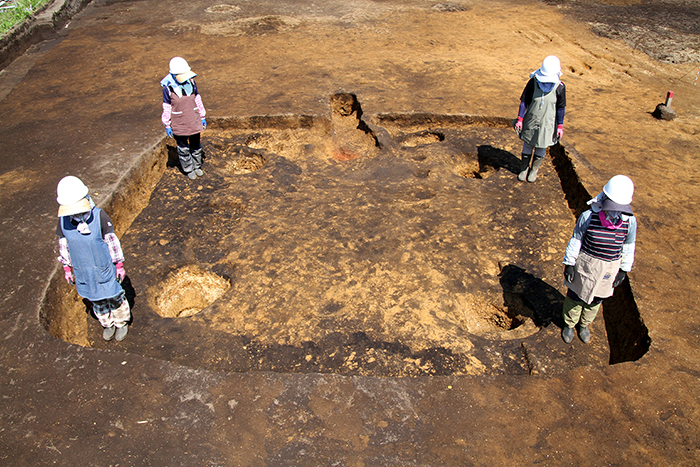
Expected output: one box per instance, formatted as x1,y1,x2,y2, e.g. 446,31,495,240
85,119,610,377
1,0,700,465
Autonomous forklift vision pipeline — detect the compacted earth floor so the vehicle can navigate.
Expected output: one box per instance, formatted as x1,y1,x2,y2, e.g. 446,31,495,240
2,0,699,464
65,115,613,377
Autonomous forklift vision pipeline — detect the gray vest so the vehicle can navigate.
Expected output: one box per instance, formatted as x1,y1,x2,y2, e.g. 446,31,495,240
520,83,558,148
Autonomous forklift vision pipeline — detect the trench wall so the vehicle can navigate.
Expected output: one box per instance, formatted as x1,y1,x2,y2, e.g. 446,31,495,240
0,0,93,71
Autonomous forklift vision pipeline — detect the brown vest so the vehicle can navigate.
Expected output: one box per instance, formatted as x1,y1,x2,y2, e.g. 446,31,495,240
170,91,203,136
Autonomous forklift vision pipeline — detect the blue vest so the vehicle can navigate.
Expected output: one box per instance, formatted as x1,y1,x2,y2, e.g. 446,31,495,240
60,208,122,301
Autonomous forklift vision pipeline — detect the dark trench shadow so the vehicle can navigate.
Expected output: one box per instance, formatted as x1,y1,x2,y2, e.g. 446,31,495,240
477,145,520,174
499,264,565,329
166,144,180,169
602,276,651,364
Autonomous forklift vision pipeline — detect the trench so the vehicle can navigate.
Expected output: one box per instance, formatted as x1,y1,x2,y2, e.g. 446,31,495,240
40,93,650,375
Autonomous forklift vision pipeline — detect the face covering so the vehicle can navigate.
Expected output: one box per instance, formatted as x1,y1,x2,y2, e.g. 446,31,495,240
599,210,623,229
71,212,92,234
536,79,556,93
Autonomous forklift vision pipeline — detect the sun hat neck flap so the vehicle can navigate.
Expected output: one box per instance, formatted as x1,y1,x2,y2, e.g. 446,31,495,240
58,198,91,217
531,55,562,84
601,197,632,216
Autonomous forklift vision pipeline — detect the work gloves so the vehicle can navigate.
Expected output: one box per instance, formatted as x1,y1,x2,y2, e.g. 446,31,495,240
556,125,564,140
166,120,206,137
613,270,627,288
63,265,74,286
564,265,575,283
116,262,126,283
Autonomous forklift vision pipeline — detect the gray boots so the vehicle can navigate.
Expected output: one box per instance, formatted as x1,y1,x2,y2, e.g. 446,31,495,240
517,154,544,183
517,153,531,181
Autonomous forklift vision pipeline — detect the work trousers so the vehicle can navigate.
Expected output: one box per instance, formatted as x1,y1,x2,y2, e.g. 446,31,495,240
175,133,203,174
562,288,603,328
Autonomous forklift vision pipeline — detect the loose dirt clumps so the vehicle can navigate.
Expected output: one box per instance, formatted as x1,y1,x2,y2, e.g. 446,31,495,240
400,130,445,148
330,93,379,161
152,265,230,318
225,148,267,174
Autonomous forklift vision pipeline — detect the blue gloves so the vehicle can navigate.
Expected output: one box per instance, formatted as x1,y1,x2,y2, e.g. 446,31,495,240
166,120,205,137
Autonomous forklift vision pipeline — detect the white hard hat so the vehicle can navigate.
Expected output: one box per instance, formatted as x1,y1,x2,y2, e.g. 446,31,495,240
532,55,562,84
169,57,196,82
57,176,90,217
169,57,190,74
603,175,634,205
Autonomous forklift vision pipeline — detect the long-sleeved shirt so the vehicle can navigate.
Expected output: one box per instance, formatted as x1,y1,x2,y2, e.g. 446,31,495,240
563,210,637,272
56,209,124,267
518,78,566,126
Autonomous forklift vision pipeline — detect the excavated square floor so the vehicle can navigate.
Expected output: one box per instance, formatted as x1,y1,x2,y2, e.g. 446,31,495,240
72,113,615,377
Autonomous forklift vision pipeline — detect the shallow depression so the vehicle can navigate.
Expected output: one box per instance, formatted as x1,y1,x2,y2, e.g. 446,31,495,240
40,100,649,377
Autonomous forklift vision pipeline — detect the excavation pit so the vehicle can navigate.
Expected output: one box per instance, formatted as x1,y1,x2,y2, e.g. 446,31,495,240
151,266,230,318
41,104,649,377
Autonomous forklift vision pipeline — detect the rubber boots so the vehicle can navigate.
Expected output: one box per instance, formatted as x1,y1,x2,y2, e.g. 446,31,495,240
527,156,544,182
517,153,531,181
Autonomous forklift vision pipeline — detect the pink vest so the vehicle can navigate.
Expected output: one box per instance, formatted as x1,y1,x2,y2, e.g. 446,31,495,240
170,92,203,136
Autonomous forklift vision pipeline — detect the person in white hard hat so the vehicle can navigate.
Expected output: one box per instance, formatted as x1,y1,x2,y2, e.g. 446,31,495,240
560,175,637,344
513,55,567,183
160,56,207,180
55,176,131,342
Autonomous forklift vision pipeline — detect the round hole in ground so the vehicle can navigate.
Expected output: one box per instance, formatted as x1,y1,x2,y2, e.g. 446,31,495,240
225,149,267,174
151,265,230,318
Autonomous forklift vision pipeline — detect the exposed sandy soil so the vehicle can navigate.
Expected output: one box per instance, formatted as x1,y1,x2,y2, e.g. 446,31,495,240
79,115,610,377
1,0,700,465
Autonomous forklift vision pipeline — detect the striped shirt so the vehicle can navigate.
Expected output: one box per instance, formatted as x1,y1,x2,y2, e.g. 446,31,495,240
563,210,637,271
581,211,629,261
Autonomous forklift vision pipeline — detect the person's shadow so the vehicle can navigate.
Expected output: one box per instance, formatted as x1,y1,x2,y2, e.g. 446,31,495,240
477,145,521,174
498,264,565,329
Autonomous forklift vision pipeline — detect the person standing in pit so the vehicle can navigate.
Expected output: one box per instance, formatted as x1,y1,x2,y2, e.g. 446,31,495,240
161,56,207,180
560,175,637,344
56,176,131,342
514,55,566,183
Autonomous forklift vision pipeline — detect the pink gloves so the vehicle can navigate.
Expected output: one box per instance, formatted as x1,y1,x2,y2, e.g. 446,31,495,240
116,262,126,282
63,265,74,285
556,125,564,140
515,117,523,133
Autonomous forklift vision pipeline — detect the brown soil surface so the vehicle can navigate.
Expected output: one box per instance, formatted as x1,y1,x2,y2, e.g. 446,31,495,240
1,0,700,465
81,119,609,377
